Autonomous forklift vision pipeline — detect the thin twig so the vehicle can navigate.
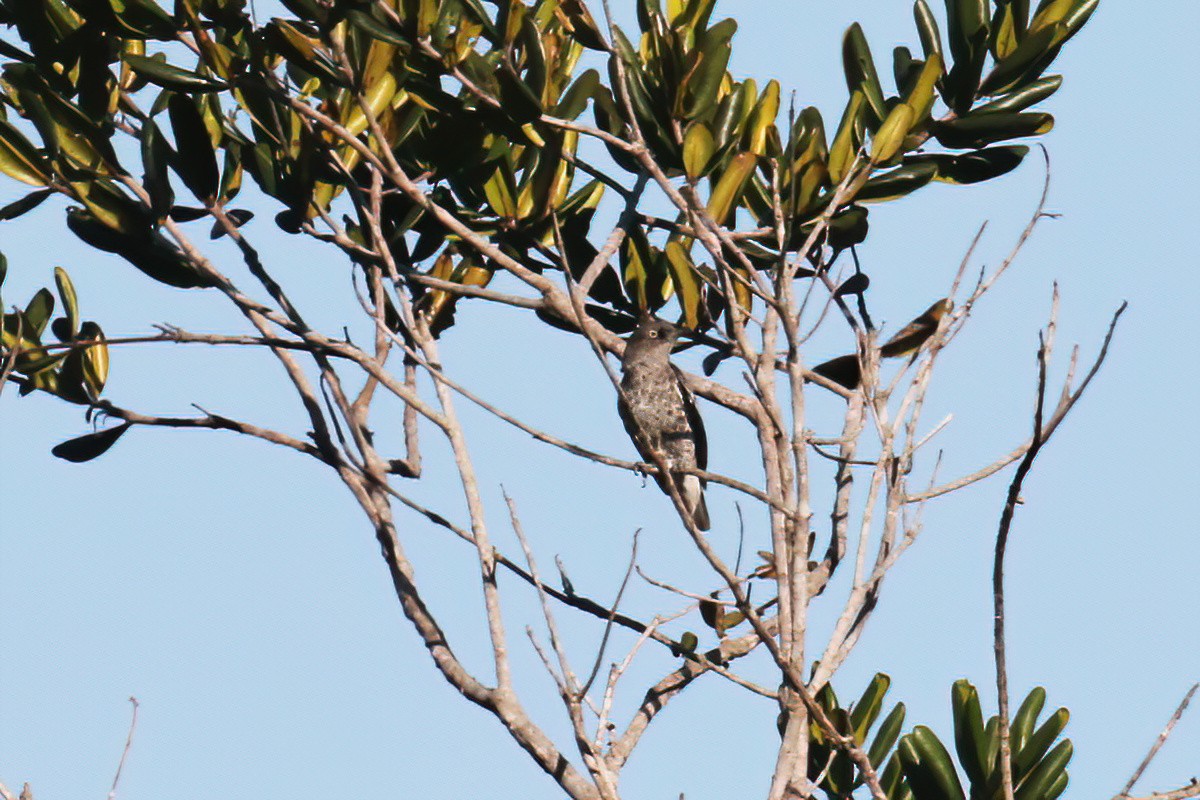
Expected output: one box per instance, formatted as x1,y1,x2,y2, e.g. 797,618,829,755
107,696,140,800
1116,683,1199,799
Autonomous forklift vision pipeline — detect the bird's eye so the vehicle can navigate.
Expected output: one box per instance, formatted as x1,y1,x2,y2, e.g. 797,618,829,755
648,330,658,338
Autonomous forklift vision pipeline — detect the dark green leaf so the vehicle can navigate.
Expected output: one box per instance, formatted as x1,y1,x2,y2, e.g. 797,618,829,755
53,266,79,338
951,679,990,787
168,93,220,203
51,422,132,462
1010,686,1047,757
843,23,888,125
868,702,906,767
909,726,967,800
914,0,944,62
1014,707,1069,782
1014,739,1072,800
932,112,1052,148
856,161,937,202
122,53,227,91
975,74,1062,113
0,188,53,220
23,287,54,337
907,145,1029,183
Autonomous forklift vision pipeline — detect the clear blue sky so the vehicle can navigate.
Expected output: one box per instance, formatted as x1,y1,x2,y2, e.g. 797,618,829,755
1,2,1197,798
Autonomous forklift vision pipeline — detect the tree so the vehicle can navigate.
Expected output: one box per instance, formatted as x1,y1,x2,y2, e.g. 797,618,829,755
0,1,1195,799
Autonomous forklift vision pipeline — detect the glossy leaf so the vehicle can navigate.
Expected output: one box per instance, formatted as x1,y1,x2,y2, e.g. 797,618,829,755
871,103,914,164
559,0,607,50
122,54,226,91
908,145,1028,184
77,320,108,398
664,240,702,328
842,23,887,124
908,726,967,800
914,0,944,62
51,422,132,462
168,94,220,203
683,122,716,180
975,74,1062,113
53,266,79,338
868,702,906,767
1014,707,1069,781
856,161,937,202
1010,686,1047,756
66,208,214,289
23,287,54,337
706,151,756,225
944,0,990,113
849,673,891,744
951,679,990,787
933,112,1052,149
1015,739,1072,800
978,22,1065,95
828,89,866,184
0,187,53,219
0,118,50,186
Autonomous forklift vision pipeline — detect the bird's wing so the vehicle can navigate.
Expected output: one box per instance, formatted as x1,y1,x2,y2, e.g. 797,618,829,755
672,364,707,476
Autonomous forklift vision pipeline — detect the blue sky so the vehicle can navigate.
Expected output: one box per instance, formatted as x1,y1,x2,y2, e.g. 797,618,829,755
1,2,1197,798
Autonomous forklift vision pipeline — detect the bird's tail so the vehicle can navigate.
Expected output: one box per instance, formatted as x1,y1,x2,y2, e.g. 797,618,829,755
682,474,710,531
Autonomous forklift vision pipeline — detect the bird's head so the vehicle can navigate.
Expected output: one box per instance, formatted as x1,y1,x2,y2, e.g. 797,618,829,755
623,316,680,363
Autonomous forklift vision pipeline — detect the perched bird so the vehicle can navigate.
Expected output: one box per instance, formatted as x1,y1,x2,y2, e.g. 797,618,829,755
879,298,952,358
810,298,953,390
618,316,710,531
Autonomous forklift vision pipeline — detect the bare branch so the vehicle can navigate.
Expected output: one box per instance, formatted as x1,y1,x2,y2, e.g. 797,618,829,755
1115,683,1199,800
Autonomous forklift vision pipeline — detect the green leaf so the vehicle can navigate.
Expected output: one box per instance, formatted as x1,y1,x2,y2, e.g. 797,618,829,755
107,0,177,39
664,239,702,328
849,673,891,744
1014,707,1069,782
54,266,79,339
559,0,607,50
1010,686,1047,756
914,0,944,62
51,422,132,462
951,679,990,787
868,702,906,767
943,0,990,113
828,89,866,184
908,145,1029,183
168,94,220,203
1014,739,1072,800
65,207,215,289
141,119,174,219
555,69,599,121
23,287,54,338
0,187,53,219
978,22,1065,95
870,103,914,164
975,75,1062,113
0,118,50,186
843,23,887,125
683,122,716,180
122,53,227,92
933,112,1053,148
682,18,735,120
856,161,937,202
706,151,756,224
909,726,967,800
77,320,108,398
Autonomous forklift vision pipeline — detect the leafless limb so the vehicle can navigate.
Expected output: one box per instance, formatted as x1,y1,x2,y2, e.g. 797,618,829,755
107,696,139,800
1115,683,1199,800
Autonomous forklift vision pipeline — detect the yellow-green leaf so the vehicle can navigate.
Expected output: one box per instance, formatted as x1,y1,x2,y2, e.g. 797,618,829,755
664,240,702,328
706,151,757,225
683,122,716,180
